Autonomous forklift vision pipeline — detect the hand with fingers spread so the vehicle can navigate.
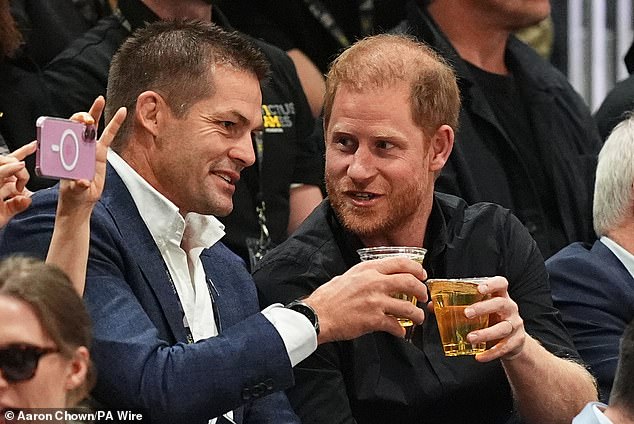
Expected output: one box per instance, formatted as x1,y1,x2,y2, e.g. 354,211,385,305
56,95,127,214
456,276,526,362
303,257,427,343
0,141,38,228
46,96,127,294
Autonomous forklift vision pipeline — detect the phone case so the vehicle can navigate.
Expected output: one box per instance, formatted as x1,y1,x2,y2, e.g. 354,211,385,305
36,116,97,180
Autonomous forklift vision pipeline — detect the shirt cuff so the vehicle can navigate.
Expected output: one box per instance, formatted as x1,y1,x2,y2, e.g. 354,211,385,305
262,303,318,367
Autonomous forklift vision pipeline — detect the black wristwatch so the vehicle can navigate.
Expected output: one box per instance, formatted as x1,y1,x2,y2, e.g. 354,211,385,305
285,299,320,336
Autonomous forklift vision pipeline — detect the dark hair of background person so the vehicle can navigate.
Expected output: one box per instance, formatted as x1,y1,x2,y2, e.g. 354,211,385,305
0,0,22,59
0,256,95,405
610,318,634,415
105,19,270,152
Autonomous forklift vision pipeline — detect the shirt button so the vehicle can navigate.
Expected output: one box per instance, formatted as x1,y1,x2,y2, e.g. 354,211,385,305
252,384,265,398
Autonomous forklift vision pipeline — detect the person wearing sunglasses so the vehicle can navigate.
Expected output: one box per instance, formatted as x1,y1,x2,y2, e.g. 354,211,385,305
0,257,93,410
0,98,123,413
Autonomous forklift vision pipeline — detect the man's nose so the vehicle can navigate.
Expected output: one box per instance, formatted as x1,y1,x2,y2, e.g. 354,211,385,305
347,147,376,181
231,132,257,167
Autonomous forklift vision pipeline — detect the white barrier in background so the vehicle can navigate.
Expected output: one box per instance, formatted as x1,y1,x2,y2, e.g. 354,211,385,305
568,0,633,111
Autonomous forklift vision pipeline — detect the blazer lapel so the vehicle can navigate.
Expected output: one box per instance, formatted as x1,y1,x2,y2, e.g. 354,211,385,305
200,245,251,423
100,164,190,343
593,240,634,283
200,244,255,330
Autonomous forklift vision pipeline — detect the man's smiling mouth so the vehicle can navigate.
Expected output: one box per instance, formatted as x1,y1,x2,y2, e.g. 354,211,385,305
351,192,377,201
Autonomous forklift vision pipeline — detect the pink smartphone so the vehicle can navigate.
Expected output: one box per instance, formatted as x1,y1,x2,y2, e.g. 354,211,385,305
35,116,97,180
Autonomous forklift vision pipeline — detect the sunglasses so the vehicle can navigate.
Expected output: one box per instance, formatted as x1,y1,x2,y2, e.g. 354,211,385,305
0,344,59,383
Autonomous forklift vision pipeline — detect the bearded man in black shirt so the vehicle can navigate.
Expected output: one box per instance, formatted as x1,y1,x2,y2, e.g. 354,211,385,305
253,33,598,424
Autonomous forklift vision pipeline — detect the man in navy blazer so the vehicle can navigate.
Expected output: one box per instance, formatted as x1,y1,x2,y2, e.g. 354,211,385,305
0,21,427,423
547,114,634,403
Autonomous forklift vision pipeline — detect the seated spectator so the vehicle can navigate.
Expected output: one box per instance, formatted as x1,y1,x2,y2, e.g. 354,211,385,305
253,33,597,424
547,113,634,403
392,0,601,259
0,257,93,409
0,21,427,423
573,318,634,424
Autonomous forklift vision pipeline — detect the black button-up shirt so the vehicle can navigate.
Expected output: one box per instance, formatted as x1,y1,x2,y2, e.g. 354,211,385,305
254,192,581,424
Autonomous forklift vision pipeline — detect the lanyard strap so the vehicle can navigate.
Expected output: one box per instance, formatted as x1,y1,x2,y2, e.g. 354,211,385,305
252,131,272,248
112,7,132,32
358,0,375,36
301,0,350,47
301,0,376,47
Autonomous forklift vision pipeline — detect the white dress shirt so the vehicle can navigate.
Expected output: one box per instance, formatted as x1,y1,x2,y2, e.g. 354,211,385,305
600,236,634,279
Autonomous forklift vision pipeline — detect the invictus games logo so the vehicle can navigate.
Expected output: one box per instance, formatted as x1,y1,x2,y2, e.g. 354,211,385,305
262,103,295,133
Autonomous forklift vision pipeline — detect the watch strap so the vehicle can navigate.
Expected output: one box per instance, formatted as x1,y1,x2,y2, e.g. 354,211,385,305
285,299,320,336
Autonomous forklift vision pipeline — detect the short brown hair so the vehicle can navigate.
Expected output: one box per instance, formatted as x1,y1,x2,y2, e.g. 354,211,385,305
0,257,94,404
105,19,270,151
323,33,460,137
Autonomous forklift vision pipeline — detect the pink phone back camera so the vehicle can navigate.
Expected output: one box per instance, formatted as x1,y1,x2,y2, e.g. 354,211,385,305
36,117,97,180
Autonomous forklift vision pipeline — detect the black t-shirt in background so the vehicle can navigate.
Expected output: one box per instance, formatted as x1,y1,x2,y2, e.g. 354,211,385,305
465,61,567,258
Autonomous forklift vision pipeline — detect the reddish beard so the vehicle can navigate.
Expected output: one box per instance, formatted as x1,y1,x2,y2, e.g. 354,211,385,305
325,171,426,240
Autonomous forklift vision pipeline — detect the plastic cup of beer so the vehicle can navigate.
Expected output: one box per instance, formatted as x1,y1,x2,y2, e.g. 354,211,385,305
356,246,427,328
427,278,491,356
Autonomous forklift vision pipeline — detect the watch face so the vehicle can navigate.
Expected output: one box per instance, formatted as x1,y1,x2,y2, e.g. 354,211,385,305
287,301,320,335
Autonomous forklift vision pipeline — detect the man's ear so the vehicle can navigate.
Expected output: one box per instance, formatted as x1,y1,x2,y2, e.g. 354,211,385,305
135,91,167,137
428,124,454,172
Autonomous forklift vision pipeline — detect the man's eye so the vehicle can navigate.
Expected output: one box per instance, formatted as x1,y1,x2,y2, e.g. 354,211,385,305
335,137,354,148
222,121,235,129
376,140,394,150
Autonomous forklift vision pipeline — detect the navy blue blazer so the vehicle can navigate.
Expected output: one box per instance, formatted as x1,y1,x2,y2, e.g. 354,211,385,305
0,165,299,424
547,240,634,403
